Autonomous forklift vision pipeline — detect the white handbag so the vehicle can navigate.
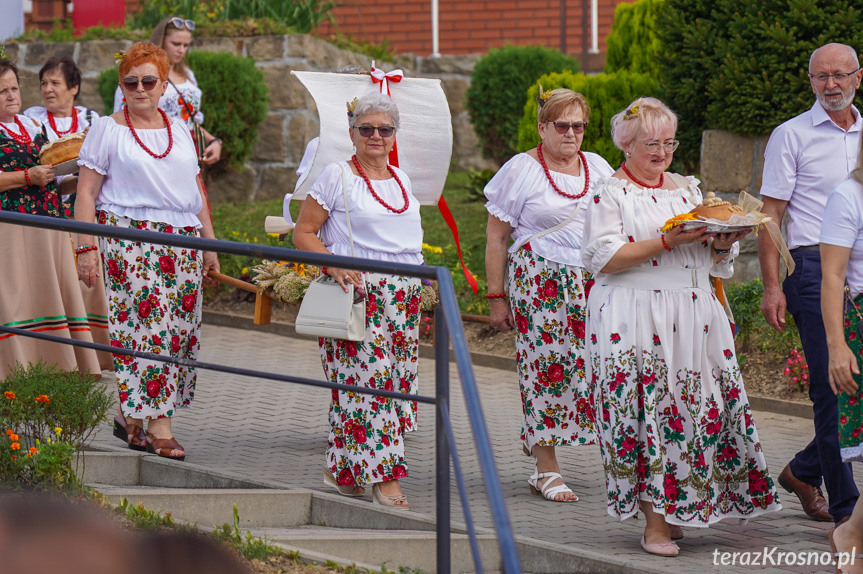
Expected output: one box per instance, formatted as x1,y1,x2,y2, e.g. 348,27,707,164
295,163,366,341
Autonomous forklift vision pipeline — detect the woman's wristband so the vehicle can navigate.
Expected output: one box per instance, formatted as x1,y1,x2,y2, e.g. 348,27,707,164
75,244,98,255
208,137,221,146
660,234,673,252
485,293,507,300
712,245,732,255
23,169,31,187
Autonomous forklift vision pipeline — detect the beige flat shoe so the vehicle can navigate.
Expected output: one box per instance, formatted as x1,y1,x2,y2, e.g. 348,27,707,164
372,483,410,510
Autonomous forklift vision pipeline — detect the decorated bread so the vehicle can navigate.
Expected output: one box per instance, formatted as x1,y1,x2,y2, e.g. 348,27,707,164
661,192,748,231
39,132,85,166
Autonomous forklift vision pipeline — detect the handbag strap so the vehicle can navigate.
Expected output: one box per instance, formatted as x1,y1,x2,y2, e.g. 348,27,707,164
668,172,699,204
340,162,356,257
167,79,196,121
523,200,583,246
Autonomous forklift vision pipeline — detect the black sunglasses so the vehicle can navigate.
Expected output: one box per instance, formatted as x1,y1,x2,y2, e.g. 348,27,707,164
549,121,588,134
354,125,396,138
120,76,160,92
170,17,196,30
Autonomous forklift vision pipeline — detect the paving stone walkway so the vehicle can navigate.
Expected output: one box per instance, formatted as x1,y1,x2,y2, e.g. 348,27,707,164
90,323,860,574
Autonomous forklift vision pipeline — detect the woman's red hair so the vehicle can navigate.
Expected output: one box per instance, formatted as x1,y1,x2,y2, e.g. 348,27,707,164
118,42,170,80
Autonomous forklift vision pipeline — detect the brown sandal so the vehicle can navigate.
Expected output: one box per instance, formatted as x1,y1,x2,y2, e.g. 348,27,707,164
112,415,146,451
145,432,186,461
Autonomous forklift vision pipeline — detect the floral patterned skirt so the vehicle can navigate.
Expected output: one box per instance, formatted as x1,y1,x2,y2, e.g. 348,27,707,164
98,211,202,420
840,293,863,462
587,280,781,525
508,246,596,450
321,272,421,487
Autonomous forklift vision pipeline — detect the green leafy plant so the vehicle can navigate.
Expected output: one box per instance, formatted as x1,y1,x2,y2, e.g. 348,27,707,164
605,0,664,77
466,45,579,164
323,32,395,62
465,168,496,202
725,278,802,359
98,67,119,116
517,70,660,167
184,50,269,170
212,504,285,561
0,361,112,453
0,427,78,491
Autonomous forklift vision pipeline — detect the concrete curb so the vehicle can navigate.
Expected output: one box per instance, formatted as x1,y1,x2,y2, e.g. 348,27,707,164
203,309,810,419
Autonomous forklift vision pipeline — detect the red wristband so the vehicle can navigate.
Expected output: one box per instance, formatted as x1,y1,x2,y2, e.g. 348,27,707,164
661,234,673,252
75,244,97,255
321,266,328,276
24,169,31,187
485,293,507,299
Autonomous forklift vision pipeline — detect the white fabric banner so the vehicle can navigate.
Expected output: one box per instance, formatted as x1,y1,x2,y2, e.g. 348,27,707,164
290,70,452,206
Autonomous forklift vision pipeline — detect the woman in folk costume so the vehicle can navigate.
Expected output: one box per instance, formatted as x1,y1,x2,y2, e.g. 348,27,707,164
484,88,613,502
114,17,222,165
24,56,111,370
0,56,101,377
294,92,423,510
582,97,780,556
76,42,219,461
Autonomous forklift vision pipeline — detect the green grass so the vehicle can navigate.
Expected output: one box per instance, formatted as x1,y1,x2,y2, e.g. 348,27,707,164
207,170,490,313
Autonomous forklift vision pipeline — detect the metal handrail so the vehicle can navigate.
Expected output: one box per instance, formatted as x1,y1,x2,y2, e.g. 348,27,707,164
0,211,521,574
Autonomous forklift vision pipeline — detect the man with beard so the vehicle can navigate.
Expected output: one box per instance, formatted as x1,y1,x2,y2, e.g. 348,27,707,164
759,42,863,525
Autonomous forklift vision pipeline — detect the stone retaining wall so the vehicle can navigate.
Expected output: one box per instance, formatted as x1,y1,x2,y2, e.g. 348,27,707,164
6,35,497,202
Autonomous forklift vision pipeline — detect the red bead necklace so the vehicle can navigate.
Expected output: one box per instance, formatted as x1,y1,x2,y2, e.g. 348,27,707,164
536,142,589,199
621,161,664,189
47,110,79,136
0,116,32,144
351,155,409,214
124,107,173,159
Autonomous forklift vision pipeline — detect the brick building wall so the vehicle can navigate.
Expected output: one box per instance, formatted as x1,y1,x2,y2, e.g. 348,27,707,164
316,0,629,57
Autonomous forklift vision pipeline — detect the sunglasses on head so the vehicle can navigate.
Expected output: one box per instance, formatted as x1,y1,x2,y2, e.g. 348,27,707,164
354,125,396,138
120,76,160,92
170,17,196,30
549,121,588,134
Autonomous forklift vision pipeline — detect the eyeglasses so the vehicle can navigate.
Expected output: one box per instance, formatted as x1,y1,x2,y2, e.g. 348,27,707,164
809,69,860,84
120,76,160,92
548,121,588,134
170,17,196,31
640,140,680,155
354,125,396,137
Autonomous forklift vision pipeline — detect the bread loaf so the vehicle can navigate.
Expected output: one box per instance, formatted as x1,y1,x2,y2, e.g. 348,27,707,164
39,132,85,166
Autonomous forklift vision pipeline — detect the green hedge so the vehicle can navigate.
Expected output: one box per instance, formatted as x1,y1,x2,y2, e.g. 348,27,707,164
466,45,579,165
657,0,863,169
605,0,664,77
98,51,268,170
517,70,660,167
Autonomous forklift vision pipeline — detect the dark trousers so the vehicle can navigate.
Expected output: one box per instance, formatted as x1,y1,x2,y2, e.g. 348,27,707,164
784,250,858,522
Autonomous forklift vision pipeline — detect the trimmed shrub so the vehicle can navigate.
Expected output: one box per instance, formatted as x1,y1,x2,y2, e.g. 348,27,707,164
184,51,269,170
98,67,118,116
466,45,579,165
517,70,660,167
605,0,664,77
658,0,863,170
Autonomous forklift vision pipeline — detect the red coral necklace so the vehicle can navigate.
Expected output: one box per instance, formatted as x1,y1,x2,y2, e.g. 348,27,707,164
536,142,589,199
124,107,173,159
0,116,32,144
47,110,78,136
351,155,409,214
621,161,664,189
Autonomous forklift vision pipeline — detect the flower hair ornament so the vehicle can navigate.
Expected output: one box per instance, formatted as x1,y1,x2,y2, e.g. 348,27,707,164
346,97,358,118
0,45,7,60
113,50,126,66
623,101,641,120
536,84,550,108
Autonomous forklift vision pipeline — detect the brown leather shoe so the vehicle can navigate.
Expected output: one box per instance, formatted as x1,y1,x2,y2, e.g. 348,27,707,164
778,464,832,522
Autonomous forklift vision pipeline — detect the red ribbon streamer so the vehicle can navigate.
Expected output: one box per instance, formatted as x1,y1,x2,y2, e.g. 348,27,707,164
370,68,477,295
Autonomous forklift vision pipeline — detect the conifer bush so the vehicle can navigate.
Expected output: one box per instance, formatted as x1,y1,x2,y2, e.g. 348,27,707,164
657,0,863,169
517,70,660,167
466,45,579,165
605,0,664,77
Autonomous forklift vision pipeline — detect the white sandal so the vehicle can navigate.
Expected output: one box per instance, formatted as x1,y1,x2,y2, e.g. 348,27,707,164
528,468,578,502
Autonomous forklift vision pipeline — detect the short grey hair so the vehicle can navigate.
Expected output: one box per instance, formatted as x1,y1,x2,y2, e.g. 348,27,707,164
809,43,859,73
348,92,400,130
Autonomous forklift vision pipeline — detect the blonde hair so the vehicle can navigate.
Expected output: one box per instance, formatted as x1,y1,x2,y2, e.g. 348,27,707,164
610,97,678,152
118,42,170,81
537,88,590,124
150,17,191,80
